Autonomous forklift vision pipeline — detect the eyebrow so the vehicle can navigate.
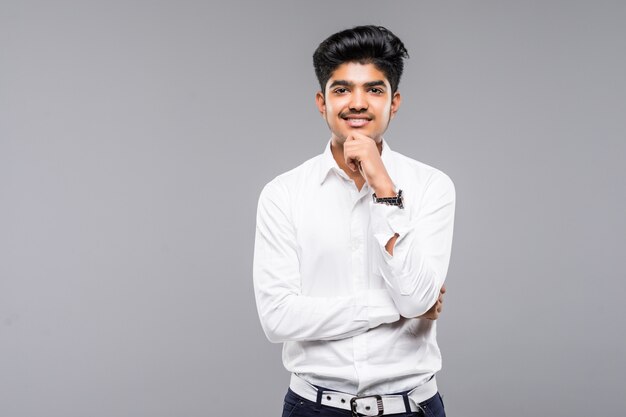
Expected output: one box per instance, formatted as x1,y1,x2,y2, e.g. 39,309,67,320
364,80,386,88
328,80,387,89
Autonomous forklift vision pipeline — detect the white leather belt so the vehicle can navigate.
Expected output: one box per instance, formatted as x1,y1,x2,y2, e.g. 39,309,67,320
289,373,438,416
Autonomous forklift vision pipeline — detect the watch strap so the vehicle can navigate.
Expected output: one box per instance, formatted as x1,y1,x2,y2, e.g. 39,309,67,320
372,189,404,209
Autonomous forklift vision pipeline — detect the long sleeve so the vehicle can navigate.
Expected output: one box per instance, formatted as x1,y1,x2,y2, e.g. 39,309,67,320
370,171,456,318
253,181,399,344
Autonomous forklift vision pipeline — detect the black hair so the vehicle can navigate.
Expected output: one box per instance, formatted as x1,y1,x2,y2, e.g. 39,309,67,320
313,25,409,94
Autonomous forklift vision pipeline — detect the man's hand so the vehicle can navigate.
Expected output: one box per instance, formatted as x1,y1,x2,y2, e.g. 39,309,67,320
343,133,395,197
419,285,446,320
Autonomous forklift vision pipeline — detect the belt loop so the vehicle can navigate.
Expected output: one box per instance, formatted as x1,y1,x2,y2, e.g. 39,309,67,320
402,393,411,413
315,386,323,410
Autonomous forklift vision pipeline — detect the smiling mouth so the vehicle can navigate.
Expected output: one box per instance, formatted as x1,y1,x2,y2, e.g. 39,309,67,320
341,114,372,128
343,118,370,127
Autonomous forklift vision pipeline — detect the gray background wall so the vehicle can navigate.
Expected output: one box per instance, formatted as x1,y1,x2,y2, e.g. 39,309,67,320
2,1,625,416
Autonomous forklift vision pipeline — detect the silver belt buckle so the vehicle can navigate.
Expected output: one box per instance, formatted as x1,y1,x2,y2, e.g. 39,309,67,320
350,394,383,416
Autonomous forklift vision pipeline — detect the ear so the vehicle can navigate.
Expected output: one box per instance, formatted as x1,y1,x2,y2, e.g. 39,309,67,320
315,91,326,117
390,91,402,119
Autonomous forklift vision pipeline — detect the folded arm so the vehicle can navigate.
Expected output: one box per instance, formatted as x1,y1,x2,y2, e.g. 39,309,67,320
370,171,456,318
253,182,399,343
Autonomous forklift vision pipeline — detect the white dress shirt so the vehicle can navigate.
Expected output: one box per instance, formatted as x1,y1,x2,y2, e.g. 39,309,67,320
253,139,455,395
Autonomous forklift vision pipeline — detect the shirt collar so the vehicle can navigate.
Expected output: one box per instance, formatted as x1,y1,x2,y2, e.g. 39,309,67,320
318,138,395,185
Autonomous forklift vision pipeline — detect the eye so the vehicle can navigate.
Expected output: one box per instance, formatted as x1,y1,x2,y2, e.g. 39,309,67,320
369,87,384,94
333,87,349,94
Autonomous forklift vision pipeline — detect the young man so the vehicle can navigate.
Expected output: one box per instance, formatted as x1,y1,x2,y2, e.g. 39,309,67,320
253,26,455,417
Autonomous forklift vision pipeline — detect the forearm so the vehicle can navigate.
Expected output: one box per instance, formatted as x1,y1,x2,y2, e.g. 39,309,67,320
253,284,398,343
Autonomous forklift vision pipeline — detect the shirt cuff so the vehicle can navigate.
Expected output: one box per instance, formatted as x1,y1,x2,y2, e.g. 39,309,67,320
370,198,411,256
355,289,399,328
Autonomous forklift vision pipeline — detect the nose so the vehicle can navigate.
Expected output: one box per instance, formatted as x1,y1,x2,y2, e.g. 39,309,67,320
349,90,368,112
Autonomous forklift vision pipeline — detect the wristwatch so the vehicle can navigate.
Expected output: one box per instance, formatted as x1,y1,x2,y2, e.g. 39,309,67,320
372,189,404,209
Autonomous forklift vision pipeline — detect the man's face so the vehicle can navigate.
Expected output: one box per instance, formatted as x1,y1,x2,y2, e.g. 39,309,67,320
316,62,401,145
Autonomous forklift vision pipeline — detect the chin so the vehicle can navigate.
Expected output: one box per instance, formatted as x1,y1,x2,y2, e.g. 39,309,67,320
331,128,381,144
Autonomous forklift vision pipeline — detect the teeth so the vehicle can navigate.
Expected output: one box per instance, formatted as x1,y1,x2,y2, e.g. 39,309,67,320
345,119,369,126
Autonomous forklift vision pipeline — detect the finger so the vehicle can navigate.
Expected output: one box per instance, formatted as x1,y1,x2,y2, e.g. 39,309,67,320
343,143,358,172
440,285,446,294
348,131,373,143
